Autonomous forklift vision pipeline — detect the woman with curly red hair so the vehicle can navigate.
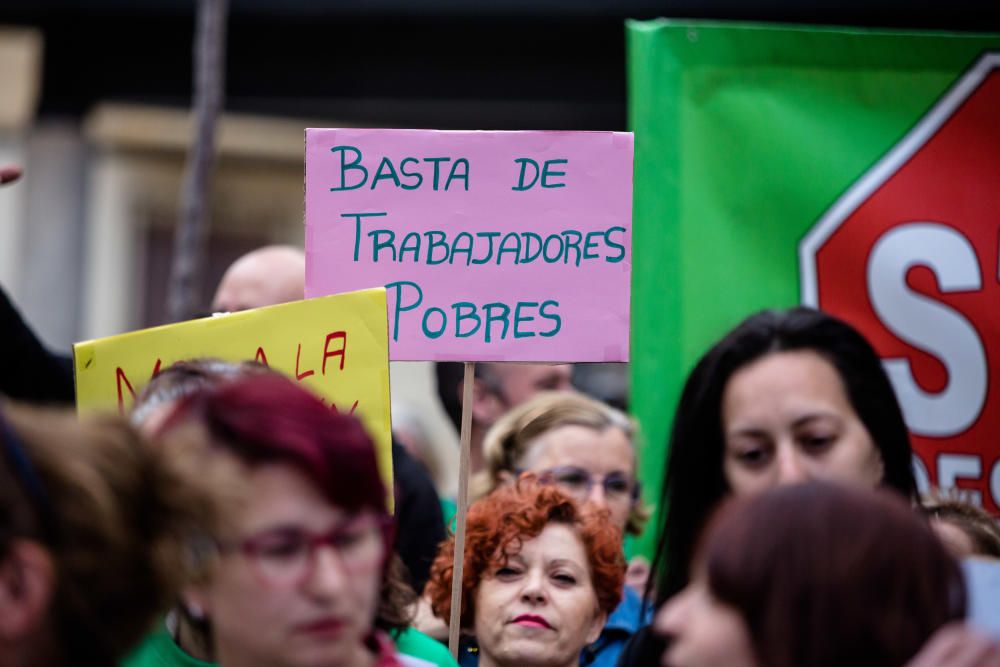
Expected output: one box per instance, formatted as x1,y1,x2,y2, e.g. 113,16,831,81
425,479,624,667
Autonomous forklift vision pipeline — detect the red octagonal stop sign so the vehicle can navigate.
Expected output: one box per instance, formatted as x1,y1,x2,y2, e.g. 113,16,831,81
800,53,1000,512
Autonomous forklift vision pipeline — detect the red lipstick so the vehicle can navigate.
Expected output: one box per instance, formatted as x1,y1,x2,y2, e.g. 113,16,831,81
297,617,347,637
512,614,553,629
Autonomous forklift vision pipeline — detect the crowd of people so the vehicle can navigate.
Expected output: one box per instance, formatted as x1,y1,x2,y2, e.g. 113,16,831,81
3,163,1000,666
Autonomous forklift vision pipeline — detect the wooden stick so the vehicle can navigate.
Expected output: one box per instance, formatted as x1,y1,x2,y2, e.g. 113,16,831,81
448,361,475,658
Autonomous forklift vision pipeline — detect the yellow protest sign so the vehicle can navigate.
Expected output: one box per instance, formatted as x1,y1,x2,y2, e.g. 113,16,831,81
74,288,393,489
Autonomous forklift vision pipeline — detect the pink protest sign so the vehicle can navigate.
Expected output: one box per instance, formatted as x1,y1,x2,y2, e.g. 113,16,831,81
304,128,633,362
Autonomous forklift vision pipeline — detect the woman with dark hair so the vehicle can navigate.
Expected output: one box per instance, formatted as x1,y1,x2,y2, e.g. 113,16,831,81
656,482,969,667
425,479,625,667
617,307,920,666
652,307,916,605
154,373,431,667
0,400,219,666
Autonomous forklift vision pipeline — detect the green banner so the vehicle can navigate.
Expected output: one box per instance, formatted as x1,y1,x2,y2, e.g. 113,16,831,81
627,20,1000,557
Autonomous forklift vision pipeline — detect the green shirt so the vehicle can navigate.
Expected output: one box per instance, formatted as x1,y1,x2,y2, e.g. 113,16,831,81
394,627,458,667
121,625,212,667
121,623,457,667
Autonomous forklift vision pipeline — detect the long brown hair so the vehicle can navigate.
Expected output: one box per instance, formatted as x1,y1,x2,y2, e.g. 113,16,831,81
700,482,965,667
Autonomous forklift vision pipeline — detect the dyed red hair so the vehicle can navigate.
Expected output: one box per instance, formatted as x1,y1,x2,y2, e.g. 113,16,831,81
425,477,623,629
165,373,387,517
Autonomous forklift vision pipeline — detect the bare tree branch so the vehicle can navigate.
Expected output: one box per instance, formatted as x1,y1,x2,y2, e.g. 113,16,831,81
167,0,228,322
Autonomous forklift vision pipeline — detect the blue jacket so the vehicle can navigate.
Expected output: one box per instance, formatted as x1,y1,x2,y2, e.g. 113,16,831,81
458,586,652,667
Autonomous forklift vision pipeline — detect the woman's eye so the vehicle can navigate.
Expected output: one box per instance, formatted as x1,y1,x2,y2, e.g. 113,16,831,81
552,573,577,585
605,477,631,494
495,567,521,578
801,434,836,450
259,540,305,560
555,473,589,488
735,448,768,466
332,530,365,550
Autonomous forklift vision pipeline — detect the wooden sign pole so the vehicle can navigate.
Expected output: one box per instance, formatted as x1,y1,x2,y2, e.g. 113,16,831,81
448,361,475,658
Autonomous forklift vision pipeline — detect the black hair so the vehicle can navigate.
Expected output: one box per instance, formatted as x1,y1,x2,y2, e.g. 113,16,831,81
434,362,465,432
648,307,917,606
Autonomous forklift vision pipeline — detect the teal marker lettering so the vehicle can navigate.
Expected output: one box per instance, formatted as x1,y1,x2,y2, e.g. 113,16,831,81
341,212,387,261
329,145,367,191
561,230,583,266
583,231,603,260
423,157,450,190
496,232,522,265
386,281,423,342
473,232,500,265
483,302,511,343
542,234,564,263
368,229,397,262
421,307,447,339
605,226,627,263
370,157,401,189
541,159,568,188
446,158,470,191
398,232,421,263
512,158,540,191
521,232,544,263
539,300,561,337
453,302,482,338
399,157,423,190
514,301,538,338
425,231,449,265
450,232,474,266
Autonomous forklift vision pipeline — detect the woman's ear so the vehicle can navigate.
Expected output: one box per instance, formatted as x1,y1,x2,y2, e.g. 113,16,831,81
0,540,55,640
469,378,506,424
180,585,212,621
585,608,607,646
497,469,515,486
870,449,886,488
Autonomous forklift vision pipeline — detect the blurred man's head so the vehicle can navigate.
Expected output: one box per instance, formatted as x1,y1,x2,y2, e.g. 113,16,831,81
211,245,304,313
472,363,574,425
435,362,574,473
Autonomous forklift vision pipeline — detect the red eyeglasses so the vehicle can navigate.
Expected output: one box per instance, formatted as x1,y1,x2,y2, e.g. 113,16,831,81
221,514,393,587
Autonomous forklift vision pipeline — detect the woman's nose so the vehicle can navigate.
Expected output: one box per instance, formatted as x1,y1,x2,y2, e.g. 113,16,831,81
775,446,809,486
654,586,693,637
586,481,609,508
520,569,548,603
303,545,349,597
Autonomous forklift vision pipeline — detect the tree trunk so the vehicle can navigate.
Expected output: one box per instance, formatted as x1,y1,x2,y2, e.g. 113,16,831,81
167,0,228,322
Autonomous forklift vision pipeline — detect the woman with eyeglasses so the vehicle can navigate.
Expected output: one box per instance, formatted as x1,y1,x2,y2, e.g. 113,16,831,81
420,391,648,666
155,373,429,667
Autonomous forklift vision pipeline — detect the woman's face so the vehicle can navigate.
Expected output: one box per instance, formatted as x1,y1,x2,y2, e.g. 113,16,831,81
655,574,756,667
194,463,385,667
473,523,606,667
721,350,884,496
520,424,635,532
